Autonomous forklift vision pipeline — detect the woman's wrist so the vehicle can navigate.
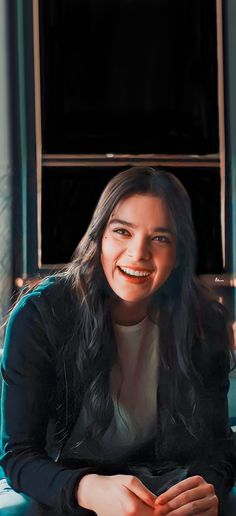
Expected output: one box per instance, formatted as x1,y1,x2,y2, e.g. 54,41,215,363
76,473,99,510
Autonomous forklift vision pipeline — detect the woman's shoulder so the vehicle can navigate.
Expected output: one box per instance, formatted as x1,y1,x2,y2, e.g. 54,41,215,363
3,275,78,361
28,273,73,304
194,295,232,374
8,274,76,331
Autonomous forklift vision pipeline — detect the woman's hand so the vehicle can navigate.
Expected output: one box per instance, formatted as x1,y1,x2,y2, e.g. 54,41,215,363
155,475,218,515
76,473,169,516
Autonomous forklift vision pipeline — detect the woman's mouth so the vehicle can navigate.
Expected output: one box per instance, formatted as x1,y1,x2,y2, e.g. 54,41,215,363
117,266,152,283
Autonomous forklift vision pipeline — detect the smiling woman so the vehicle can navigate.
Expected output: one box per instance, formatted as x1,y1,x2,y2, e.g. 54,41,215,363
101,195,176,325
0,167,235,516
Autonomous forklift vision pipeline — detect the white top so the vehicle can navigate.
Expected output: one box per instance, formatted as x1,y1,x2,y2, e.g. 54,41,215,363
60,316,159,461
111,316,159,446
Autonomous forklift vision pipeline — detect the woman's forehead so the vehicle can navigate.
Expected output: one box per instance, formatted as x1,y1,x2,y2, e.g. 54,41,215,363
108,193,176,231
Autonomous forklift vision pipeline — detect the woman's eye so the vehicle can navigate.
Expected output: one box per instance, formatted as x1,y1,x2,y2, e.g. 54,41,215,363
153,235,170,243
113,228,130,236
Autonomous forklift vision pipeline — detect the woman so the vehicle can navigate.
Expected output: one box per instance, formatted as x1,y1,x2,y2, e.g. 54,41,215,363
0,167,235,516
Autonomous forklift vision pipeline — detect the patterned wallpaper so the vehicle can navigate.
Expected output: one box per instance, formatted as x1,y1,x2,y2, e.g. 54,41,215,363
0,167,12,349
0,0,12,349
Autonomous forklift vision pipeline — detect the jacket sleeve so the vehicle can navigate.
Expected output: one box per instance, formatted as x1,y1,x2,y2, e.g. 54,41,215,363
187,304,236,515
0,293,97,515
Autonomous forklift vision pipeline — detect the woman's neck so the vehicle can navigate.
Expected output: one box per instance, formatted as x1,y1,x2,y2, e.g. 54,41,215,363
111,299,148,326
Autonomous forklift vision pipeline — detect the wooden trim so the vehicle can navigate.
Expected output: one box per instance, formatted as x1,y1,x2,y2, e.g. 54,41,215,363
42,156,220,168
19,270,236,288
43,153,220,161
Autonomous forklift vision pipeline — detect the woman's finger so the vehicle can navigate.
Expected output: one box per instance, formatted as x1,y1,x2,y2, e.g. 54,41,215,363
159,494,218,515
120,475,157,509
157,483,215,511
153,505,171,516
156,475,206,504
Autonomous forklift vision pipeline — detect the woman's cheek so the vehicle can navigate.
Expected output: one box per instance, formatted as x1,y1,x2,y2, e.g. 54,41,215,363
107,235,125,252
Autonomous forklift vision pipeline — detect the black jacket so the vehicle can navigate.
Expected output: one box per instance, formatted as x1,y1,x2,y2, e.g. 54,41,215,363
0,276,235,515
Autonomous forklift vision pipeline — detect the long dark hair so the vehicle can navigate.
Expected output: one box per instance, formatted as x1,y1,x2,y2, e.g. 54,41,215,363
51,167,230,448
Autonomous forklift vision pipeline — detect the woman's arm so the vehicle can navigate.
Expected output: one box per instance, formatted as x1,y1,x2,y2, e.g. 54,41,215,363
186,373,236,514
0,290,165,516
0,292,98,514
153,303,236,515
185,303,236,514
76,473,169,516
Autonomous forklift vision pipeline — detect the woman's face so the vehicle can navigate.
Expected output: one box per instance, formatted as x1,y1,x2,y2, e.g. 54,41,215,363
101,194,177,305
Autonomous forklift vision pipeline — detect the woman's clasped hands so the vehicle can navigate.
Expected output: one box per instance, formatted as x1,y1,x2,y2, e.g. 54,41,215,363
77,473,219,516
156,475,219,515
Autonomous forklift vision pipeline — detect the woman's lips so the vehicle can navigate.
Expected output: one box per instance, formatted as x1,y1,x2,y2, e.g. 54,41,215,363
117,266,152,284
118,265,153,273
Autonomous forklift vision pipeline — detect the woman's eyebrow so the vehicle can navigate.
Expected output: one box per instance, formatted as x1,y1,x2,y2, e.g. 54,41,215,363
108,218,173,234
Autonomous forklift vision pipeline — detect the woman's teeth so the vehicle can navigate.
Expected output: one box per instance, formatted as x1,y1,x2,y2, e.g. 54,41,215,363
119,266,151,277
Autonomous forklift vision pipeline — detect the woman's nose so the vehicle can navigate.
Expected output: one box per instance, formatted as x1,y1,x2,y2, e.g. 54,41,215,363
127,238,151,260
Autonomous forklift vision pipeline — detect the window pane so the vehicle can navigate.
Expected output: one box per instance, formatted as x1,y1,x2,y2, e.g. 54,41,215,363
41,166,223,274
39,0,219,155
